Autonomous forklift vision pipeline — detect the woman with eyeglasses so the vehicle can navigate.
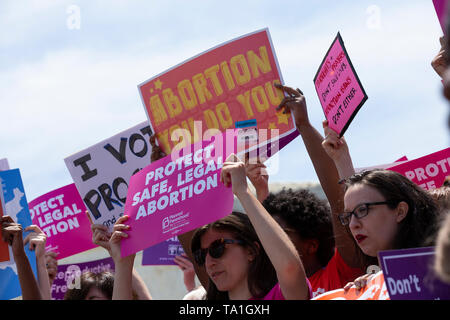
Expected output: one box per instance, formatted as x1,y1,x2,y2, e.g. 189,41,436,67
190,153,312,300
320,122,440,297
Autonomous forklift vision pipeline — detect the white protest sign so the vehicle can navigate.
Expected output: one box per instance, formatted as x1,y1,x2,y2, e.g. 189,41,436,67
64,122,153,229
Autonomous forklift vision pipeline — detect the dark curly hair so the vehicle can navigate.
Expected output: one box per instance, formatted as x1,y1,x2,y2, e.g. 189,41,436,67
191,212,277,300
262,188,335,267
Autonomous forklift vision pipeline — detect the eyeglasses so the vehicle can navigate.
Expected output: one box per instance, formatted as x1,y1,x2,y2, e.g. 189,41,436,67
193,238,245,266
338,201,392,226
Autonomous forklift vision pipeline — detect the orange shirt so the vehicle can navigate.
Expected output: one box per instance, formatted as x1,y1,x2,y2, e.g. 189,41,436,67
308,248,364,298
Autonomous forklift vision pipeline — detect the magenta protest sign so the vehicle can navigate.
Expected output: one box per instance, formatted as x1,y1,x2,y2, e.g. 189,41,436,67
51,257,114,300
379,247,450,300
314,32,368,137
142,236,185,265
28,184,96,259
433,0,448,34
387,147,450,191
120,130,240,257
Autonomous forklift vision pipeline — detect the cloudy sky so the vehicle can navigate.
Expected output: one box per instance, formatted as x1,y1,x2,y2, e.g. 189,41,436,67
0,0,448,202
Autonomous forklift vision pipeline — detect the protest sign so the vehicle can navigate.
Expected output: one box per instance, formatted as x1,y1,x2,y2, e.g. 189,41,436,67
0,169,37,300
64,121,153,230
312,271,389,300
28,184,96,260
314,32,368,137
433,0,447,34
379,247,450,300
387,147,450,190
138,28,298,156
50,257,114,300
355,156,409,173
121,129,238,257
142,236,184,265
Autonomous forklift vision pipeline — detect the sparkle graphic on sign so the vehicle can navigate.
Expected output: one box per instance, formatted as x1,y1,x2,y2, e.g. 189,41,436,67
154,79,163,90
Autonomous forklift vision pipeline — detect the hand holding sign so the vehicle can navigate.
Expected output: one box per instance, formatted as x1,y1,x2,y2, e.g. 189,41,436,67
321,120,355,179
220,154,248,196
109,215,133,264
0,215,24,257
23,225,47,259
91,223,112,252
431,36,447,79
275,83,309,130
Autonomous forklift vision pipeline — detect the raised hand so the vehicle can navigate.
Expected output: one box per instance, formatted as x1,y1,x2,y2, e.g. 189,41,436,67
1,215,25,256
174,254,196,292
274,83,310,130
432,36,447,79
23,225,47,259
149,134,167,163
220,154,248,196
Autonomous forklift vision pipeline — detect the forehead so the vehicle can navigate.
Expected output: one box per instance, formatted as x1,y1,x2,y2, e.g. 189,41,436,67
344,183,385,210
200,228,235,248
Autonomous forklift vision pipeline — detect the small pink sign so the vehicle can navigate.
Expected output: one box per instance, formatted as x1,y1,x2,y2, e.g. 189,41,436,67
121,130,238,257
314,32,368,137
387,147,450,190
28,184,96,259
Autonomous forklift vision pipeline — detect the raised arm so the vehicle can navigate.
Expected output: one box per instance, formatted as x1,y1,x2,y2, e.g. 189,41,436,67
23,225,51,299
432,36,447,80
109,215,135,300
221,154,309,300
0,216,42,300
245,153,269,203
275,84,361,269
91,220,152,300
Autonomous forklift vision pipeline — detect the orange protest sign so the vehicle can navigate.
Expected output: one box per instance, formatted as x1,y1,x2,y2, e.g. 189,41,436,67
312,271,390,300
138,28,296,155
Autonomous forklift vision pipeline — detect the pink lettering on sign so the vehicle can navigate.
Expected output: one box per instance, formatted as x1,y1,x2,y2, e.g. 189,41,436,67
313,32,368,137
28,184,96,259
387,148,450,191
120,130,239,258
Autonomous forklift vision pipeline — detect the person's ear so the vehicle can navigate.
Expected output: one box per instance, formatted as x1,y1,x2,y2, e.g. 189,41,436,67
248,241,260,262
306,239,319,255
396,201,409,223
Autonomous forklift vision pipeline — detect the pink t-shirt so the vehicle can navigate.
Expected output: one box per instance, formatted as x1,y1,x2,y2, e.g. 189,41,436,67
250,279,313,300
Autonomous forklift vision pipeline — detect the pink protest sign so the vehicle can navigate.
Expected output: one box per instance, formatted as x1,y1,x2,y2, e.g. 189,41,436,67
121,130,238,257
28,184,96,259
387,147,450,191
314,32,368,137
433,0,448,34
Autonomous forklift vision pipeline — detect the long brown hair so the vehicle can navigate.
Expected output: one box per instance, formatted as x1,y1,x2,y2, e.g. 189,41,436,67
343,169,440,265
191,212,277,300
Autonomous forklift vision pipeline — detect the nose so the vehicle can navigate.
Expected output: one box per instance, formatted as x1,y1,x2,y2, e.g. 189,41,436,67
348,213,361,232
205,252,217,269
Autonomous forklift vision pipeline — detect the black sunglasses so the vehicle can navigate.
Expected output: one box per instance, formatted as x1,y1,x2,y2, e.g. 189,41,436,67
193,238,245,266
338,201,393,226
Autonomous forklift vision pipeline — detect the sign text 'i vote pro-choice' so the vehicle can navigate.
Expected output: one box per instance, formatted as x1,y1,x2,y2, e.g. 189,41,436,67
64,122,153,230
314,32,368,137
120,130,237,258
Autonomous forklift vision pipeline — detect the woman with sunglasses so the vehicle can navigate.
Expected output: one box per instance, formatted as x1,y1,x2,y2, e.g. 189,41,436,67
320,122,440,296
189,153,311,300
